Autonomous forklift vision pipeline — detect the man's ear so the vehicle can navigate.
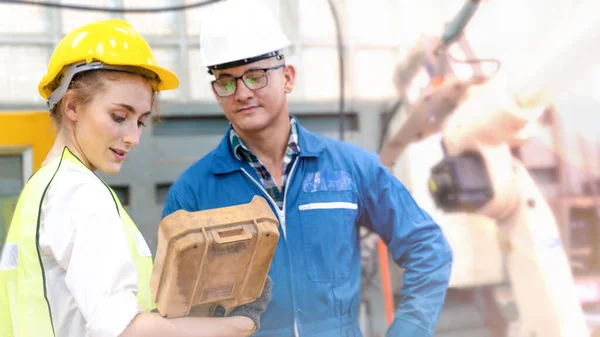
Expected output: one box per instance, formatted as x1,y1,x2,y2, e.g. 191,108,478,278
283,64,296,94
62,91,79,123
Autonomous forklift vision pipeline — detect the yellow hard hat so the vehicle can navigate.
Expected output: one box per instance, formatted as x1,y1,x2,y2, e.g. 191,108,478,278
39,19,179,108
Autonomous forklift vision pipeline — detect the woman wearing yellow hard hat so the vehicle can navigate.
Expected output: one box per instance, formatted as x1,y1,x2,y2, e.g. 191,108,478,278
0,19,265,337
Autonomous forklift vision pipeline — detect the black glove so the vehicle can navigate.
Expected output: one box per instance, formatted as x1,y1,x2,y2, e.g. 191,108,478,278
213,276,272,332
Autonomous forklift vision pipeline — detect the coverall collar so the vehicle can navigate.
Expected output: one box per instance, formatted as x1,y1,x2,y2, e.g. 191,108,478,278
210,114,326,175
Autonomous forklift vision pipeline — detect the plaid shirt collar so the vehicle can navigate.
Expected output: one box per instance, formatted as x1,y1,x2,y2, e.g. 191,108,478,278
229,117,301,210
229,117,301,163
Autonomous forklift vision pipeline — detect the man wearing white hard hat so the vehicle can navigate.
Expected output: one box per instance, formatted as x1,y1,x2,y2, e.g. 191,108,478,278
163,1,453,336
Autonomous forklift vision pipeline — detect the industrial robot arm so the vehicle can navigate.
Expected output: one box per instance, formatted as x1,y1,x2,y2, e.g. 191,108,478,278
431,74,588,336
380,0,600,336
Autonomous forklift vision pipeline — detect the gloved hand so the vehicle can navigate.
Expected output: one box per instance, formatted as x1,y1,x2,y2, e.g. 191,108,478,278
212,276,272,333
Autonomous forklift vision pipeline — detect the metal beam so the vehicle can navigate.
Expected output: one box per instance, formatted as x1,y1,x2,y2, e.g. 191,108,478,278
0,35,54,46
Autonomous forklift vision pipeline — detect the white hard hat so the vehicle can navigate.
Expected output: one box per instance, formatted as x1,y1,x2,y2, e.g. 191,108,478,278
198,0,291,71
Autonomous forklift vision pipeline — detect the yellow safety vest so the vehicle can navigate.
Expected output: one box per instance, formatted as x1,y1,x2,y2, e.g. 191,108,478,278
0,147,154,337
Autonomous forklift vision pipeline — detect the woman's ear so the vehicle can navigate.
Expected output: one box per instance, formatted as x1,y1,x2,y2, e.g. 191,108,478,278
61,91,79,123
283,64,296,94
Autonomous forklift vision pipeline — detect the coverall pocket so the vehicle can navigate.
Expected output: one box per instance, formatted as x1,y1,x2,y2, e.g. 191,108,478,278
298,191,358,283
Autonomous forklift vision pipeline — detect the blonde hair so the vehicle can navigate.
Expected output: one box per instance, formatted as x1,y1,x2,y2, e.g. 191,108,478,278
50,70,159,127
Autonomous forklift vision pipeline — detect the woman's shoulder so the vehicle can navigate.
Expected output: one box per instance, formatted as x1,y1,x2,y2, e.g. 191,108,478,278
43,160,117,215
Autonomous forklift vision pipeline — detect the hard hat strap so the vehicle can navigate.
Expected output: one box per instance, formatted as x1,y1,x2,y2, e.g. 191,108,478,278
207,51,284,74
47,61,161,111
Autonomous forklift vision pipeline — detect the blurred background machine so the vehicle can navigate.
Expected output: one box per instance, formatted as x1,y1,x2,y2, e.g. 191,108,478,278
376,0,600,336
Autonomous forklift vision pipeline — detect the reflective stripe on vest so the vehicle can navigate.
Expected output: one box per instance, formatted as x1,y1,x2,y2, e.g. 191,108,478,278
0,147,155,337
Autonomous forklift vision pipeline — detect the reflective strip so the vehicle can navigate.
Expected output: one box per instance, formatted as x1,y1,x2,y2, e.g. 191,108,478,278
298,202,358,211
134,232,152,257
0,243,18,270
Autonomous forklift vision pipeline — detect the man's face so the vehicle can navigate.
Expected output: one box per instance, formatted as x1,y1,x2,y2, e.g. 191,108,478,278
211,57,295,134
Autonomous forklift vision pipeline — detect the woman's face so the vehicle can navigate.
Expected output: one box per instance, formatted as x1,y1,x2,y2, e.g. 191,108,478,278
71,74,153,174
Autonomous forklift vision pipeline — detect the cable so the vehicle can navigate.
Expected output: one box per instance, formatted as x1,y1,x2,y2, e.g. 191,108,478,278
326,0,345,141
444,50,501,70
0,0,222,13
442,49,502,83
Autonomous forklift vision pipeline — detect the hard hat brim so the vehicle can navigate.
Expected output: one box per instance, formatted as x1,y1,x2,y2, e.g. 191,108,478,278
39,60,179,101
45,61,180,111
143,64,180,91
207,50,285,71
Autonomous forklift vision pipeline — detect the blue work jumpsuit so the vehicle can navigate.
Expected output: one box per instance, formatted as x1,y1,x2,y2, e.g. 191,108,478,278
162,120,453,337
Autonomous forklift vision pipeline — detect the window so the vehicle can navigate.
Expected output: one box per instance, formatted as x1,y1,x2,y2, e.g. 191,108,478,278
110,185,130,207
0,46,49,102
155,182,172,204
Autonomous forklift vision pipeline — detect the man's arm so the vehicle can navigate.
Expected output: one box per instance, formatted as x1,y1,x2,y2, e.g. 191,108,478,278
357,153,453,337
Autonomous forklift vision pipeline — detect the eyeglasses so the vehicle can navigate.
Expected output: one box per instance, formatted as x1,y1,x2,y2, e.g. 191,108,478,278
211,65,284,97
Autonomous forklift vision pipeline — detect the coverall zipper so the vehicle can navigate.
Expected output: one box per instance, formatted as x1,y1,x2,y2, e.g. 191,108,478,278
241,157,301,337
